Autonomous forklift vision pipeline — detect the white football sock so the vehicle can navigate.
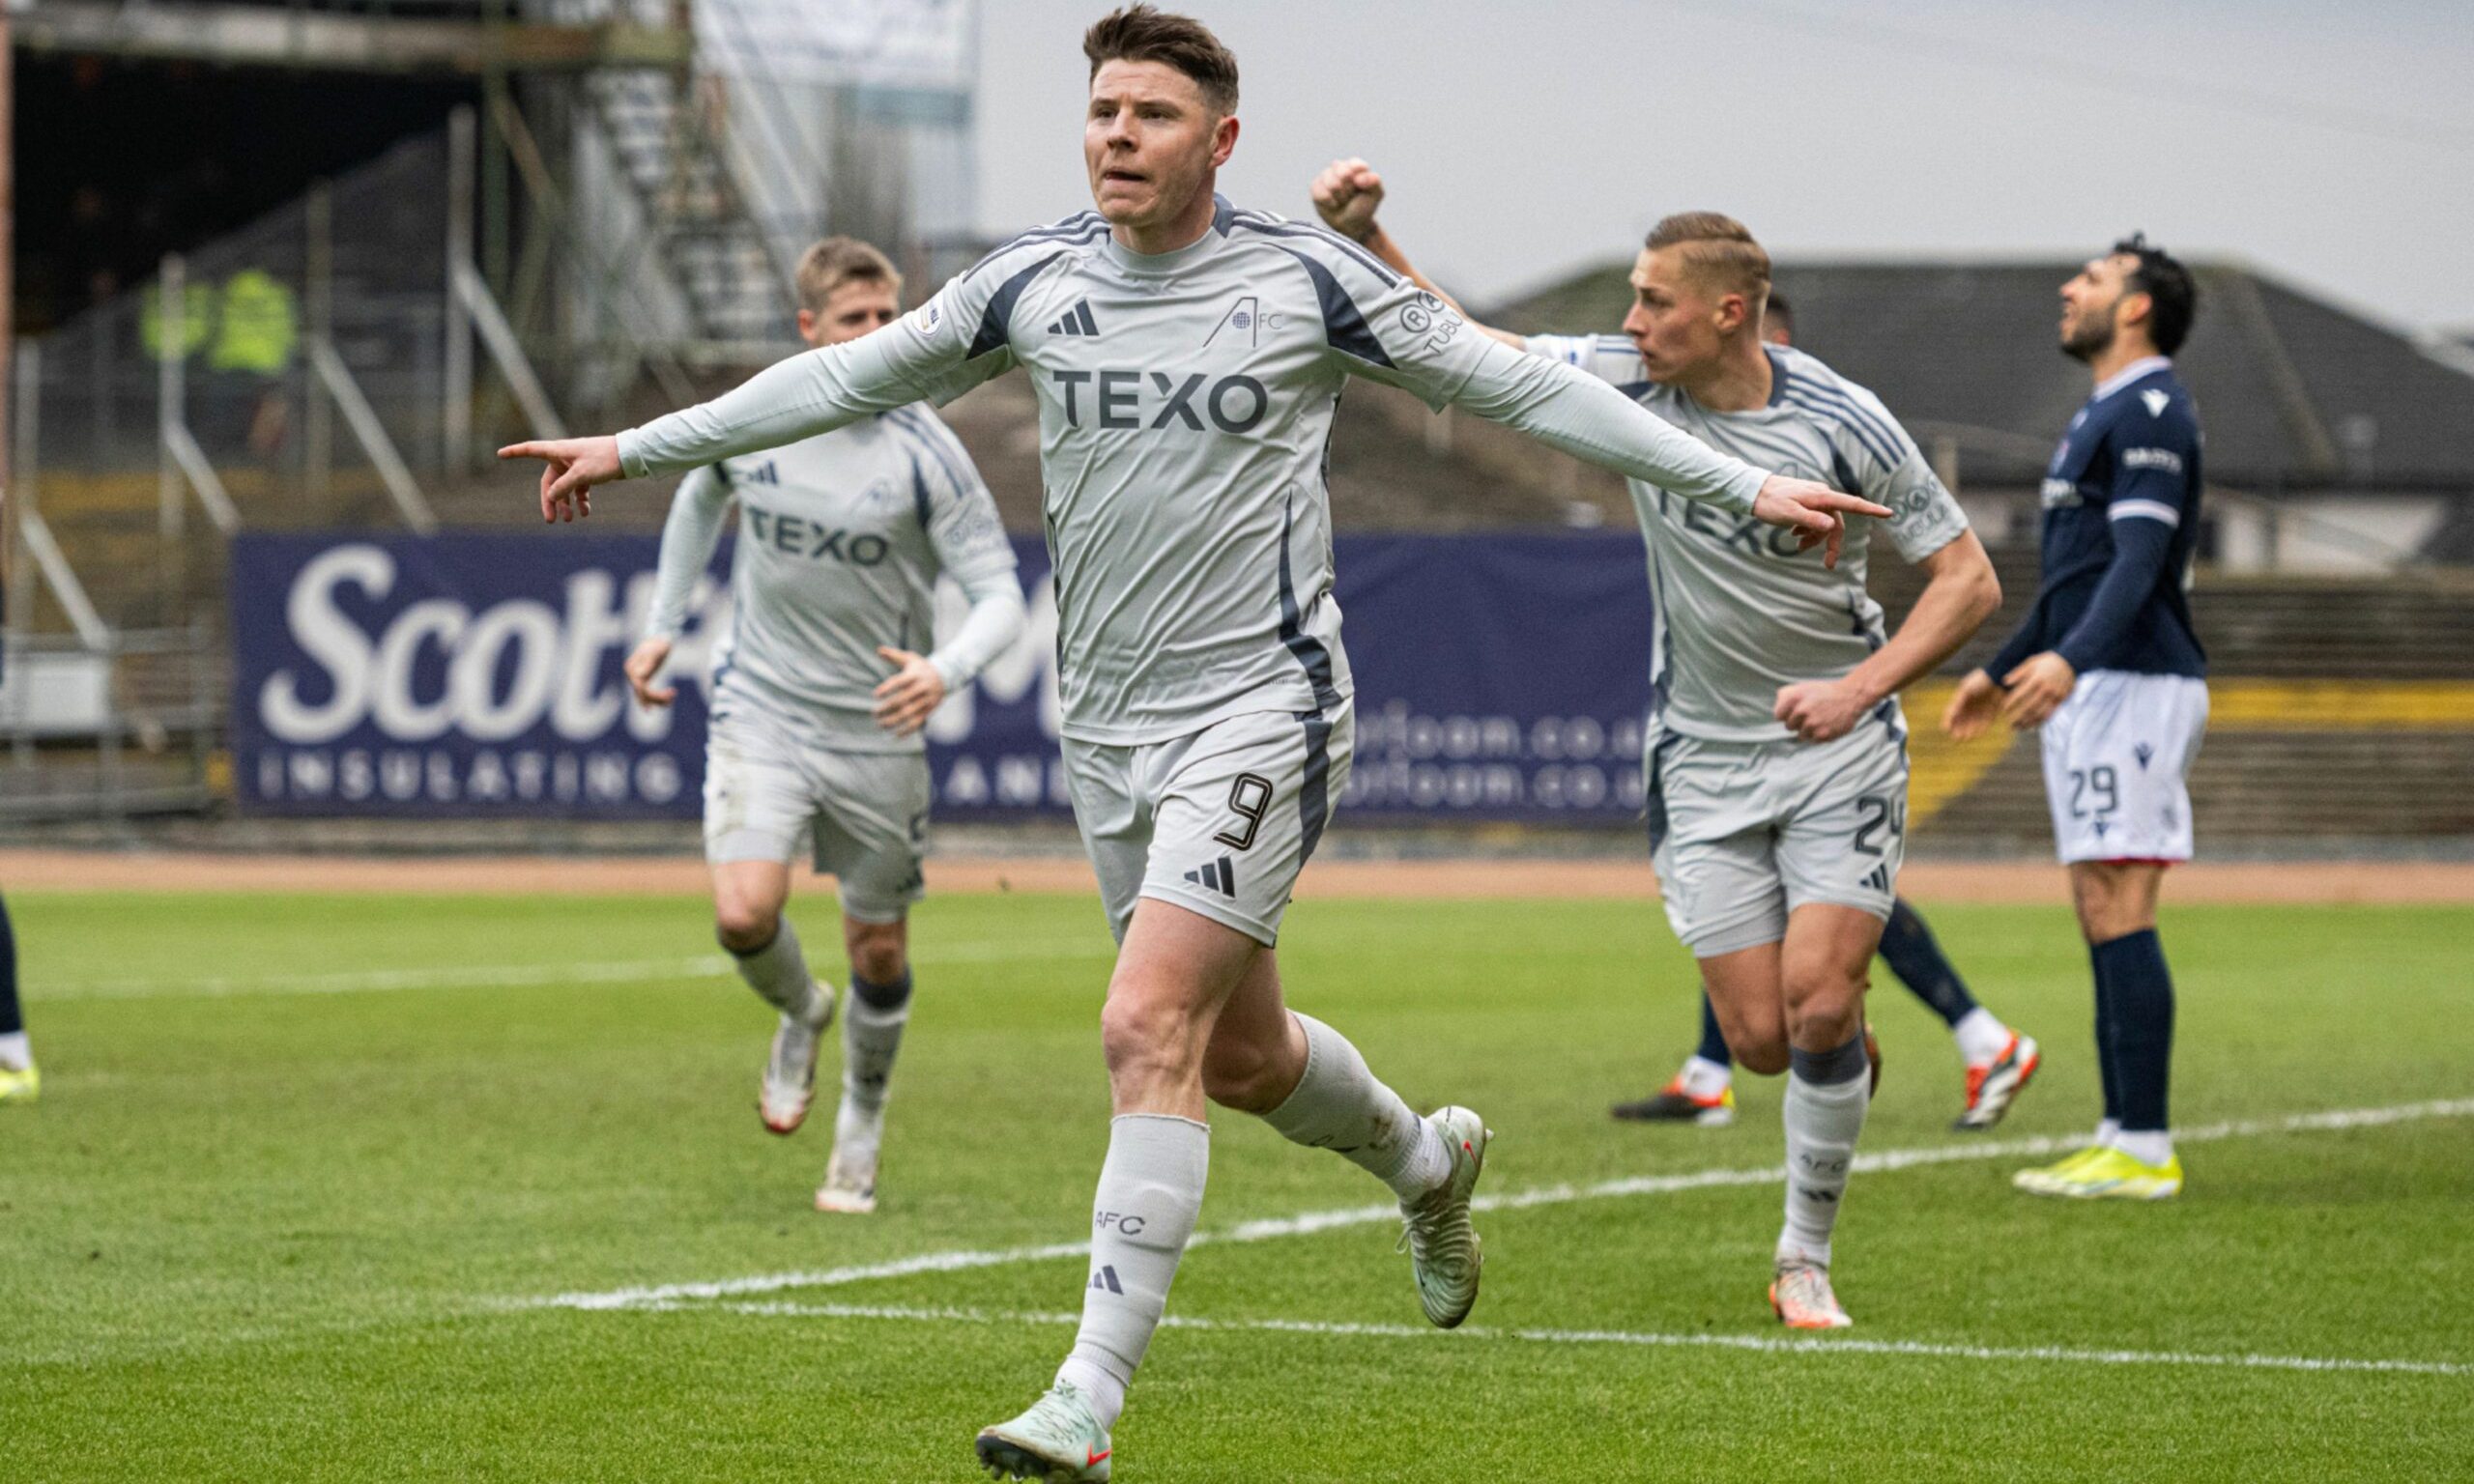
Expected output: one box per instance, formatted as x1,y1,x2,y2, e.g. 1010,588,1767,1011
841,992,907,1118
1680,1055,1733,1099
2095,1118,2123,1149
730,919,821,1020
0,1031,28,1070
2114,1128,2174,1167
1259,1013,1449,1200
1055,1114,1208,1430
1777,1035,1871,1270
1951,1008,2011,1066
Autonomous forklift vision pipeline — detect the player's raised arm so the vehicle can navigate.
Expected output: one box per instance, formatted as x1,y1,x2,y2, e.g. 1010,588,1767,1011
1310,158,1524,349
1304,162,1887,563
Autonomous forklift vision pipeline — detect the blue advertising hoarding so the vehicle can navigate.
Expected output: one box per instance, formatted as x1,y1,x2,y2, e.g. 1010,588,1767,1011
229,529,1657,822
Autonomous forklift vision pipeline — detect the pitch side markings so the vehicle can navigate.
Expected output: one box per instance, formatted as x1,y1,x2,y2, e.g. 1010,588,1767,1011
40,941,1116,1002
676,1300,2472,1380
517,1097,2474,1313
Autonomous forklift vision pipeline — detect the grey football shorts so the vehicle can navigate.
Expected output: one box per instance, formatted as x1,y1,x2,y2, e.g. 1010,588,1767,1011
1645,716,1910,957
1062,699,1353,948
704,705,930,925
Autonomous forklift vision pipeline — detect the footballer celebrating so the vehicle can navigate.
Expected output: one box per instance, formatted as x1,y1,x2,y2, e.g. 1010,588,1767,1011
1945,235,2207,1201
1619,292,2042,1134
1314,161,2002,1327
506,10,1884,1475
629,236,1025,1214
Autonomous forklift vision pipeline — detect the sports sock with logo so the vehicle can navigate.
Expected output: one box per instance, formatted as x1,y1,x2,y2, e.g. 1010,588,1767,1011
1693,991,1734,1072
1259,1013,1450,1200
2095,929,2175,1156
1877,898,1983,1031
1056,1113,1209,1430
728,917,820,1019
836,971,911,1155
0,893,26,1070
1777,1032,1871,1269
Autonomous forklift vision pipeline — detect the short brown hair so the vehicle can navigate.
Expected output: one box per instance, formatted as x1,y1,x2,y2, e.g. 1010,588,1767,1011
1646,212,1770,306
794,236,900,317
1084,5,1239,114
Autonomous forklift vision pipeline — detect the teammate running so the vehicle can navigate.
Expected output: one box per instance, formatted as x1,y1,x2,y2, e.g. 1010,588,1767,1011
1614,292,2042,1133
1945,235,2206,1201
627,236,1026,1214
505,11,1884,1475
1313,159,1999,1327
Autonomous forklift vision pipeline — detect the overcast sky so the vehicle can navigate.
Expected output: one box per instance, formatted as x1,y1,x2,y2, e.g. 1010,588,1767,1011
973,0,2474,335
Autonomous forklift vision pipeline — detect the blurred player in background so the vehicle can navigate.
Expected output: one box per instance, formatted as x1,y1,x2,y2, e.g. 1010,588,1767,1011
507,8,1883,1471
0,618,32,1104
1946,235,2205,1201
627,236,1026,1215
1616,292,2041,1134
0,893,32,1103
1317,160,1999,1327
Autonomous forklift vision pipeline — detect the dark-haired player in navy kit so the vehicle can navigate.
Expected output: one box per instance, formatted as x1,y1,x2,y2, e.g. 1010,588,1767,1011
1946,234,2204,1200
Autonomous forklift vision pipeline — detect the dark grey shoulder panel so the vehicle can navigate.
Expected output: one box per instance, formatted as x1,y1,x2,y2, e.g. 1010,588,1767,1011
969,253,1064,361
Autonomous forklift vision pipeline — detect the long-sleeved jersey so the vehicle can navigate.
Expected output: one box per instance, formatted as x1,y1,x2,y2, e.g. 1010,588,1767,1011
645,404,1022,754
618,198,1773,745
1987,357,2205,681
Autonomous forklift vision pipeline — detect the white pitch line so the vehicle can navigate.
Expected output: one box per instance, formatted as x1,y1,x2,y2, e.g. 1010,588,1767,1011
41,940,1115,1003
520,1097,2474,1314
692,1300,2473,1380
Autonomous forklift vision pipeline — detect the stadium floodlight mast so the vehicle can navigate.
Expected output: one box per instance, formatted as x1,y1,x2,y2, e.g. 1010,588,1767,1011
502,6,1887,1477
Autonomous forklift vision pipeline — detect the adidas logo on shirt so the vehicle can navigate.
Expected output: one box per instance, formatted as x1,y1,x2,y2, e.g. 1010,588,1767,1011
1047,300,1101,337
1183,856,1238,899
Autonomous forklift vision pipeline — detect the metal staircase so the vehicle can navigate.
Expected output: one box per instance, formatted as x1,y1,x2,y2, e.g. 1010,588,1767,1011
580,68,794,349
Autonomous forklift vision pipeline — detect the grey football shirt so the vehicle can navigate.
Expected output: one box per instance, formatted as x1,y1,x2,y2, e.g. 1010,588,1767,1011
1527,336,1971,743
619,198,1774,745
645,405,1020,754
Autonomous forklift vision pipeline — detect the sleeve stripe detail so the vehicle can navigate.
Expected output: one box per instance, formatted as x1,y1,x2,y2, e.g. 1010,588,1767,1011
1785,375,1911,463
968,252,1065,360
962,214,1105,281
906,452,935,529
886,407,975,504
1780,387,1900,471
1774,360,1910,457
1226,213,1404,287
1266,244,1393,368
2108,499,2182,528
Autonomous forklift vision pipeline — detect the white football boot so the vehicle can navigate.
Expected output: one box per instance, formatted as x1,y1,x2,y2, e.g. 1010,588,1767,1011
757,982,834,1135
1396,1104,1492,1328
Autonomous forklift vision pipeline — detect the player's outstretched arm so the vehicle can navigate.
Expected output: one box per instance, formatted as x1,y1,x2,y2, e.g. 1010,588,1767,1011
1310,157,1524,350
1309,159,1885,563
1448,353,1889,565
501,293,988,521
1777,531,2000,742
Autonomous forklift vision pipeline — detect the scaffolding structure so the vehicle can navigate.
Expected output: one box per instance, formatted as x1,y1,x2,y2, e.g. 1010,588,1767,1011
2,0,981,819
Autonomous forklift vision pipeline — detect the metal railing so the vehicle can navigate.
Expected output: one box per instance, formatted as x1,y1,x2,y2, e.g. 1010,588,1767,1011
0,626,222,821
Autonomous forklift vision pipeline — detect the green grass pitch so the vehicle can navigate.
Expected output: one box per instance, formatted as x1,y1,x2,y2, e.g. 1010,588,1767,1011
4,887,2470,1481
